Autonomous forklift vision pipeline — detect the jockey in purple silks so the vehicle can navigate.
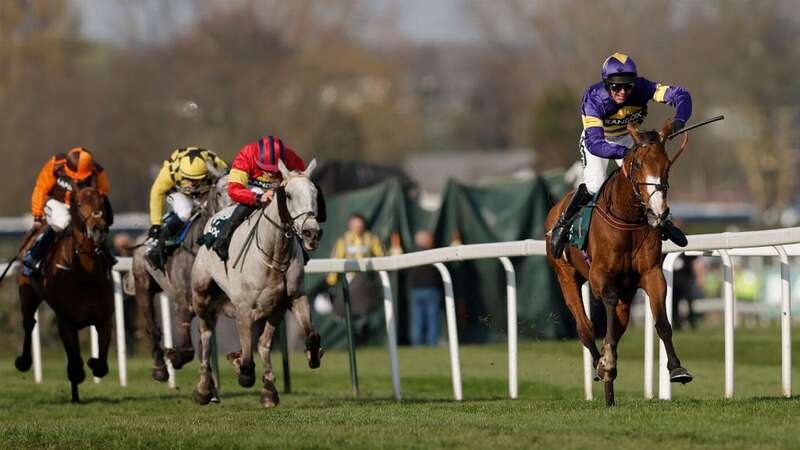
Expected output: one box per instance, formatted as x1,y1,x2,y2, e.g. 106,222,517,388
550,52,692,258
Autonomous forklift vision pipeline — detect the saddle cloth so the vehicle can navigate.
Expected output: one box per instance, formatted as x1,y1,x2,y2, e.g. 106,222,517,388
568,196,597,251
197,207,234,248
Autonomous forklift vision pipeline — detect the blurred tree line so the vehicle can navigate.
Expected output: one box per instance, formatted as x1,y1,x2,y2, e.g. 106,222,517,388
1,0,799,224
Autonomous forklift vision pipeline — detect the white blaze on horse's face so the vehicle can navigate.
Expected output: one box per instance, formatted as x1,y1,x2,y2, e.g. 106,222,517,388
645,175,666,222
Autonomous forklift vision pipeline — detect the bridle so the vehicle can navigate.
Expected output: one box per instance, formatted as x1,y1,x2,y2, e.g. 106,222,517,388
233,175,321,273
625,142,670,211
71,191,108,256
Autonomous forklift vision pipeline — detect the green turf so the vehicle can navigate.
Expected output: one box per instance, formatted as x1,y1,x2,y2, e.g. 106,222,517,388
1,327,798,449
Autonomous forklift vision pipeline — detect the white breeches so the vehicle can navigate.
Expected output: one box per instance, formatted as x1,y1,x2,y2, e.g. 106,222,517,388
579,131,633,194
166,192,195,222
44,199,71,232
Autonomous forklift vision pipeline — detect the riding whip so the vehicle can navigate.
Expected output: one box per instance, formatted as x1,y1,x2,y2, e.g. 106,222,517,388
667,115,725,140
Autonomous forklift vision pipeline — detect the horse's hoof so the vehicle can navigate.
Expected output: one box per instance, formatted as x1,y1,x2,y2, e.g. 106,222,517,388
192,387,213,405
306,348,324,369
238,371,256,388
260,380,280,408
152,365,169,383
15,355,32,372
670,367,693,384
596,361,616,383
87,358,109,378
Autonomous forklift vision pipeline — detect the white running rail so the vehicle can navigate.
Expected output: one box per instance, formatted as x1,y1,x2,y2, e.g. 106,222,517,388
6,226,798,400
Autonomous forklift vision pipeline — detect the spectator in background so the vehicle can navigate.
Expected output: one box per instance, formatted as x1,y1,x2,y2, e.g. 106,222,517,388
408,230,442,346
326,214,385,343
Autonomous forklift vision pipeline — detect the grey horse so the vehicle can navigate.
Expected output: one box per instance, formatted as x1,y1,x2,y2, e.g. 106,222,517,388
131,170,231,382
191,159,324,408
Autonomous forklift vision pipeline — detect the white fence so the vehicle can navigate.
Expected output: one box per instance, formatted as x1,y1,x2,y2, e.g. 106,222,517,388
4,226,798,401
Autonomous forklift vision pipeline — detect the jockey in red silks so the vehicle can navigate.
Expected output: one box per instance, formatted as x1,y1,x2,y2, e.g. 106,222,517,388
212,135,305,260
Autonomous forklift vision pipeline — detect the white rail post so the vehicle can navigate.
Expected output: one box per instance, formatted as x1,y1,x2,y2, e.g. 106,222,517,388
719,250,735,398
159,293,177,389
660,252,680,400
112,270,128,387
434,262,462,401
774,246,792,398
33,309,42,384
644,289,654,399
378,271,401,401
498,257,518,400
90,326,100,383
581,283,593,401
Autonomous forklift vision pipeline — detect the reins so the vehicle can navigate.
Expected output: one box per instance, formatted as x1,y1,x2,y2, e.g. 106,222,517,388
231,176,318,273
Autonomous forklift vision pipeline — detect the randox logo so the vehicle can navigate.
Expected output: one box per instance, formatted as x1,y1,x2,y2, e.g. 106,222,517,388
604,109,647,127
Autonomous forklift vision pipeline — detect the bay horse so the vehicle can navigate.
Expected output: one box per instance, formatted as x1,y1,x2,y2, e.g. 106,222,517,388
545,121,692,406
15,186,114,403
191,159,324,408
131,173,230,383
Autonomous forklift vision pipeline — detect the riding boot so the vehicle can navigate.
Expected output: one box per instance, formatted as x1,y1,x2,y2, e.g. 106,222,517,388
213,204,255,261
550,183,594,259
102,245,118,268
661,219,688,247
22,226,56,277
146,213,184,271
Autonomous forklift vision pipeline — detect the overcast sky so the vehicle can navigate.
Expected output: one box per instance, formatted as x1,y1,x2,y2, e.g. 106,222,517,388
73,0,482,45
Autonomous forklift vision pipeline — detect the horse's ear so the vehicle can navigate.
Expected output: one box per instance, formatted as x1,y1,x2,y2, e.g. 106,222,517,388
275,186,292,223
206,160,223,179
659,120,674,144
314,181,326,223
278,159,291,179
627,123,641,145
304,159,317,178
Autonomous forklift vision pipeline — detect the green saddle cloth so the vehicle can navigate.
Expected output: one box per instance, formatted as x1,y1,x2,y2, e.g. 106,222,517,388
568,196,597,251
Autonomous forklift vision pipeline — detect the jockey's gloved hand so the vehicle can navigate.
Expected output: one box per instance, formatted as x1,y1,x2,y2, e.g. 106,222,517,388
148,225,161,240
672,119,685,132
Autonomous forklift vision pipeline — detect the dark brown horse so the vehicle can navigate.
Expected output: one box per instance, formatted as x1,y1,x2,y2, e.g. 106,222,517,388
15,187,114,403
545,121,692,406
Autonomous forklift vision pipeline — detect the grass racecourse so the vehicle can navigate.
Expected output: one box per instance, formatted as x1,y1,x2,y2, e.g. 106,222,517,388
1,327,799,449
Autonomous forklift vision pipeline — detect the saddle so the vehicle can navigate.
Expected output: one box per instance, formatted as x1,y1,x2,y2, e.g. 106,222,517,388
568,195,597,251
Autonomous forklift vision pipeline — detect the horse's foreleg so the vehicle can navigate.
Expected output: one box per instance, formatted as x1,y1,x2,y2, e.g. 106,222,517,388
15,283,43,372
232,314,256,388
56,318,85,403
135,278,167,382
88,315,111,378
191,283,218,405
641,269,693,384
257,318,279,408
599,285,620,382
166,301,195,370
291,295,323,369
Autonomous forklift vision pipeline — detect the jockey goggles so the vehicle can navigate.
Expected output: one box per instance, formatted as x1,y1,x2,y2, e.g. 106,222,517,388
608,82,634,93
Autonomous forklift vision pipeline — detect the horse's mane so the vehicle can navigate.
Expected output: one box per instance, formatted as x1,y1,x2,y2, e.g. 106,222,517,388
637,129,661,144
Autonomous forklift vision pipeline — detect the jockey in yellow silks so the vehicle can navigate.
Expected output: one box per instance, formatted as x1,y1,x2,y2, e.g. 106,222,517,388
146,147,227,270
